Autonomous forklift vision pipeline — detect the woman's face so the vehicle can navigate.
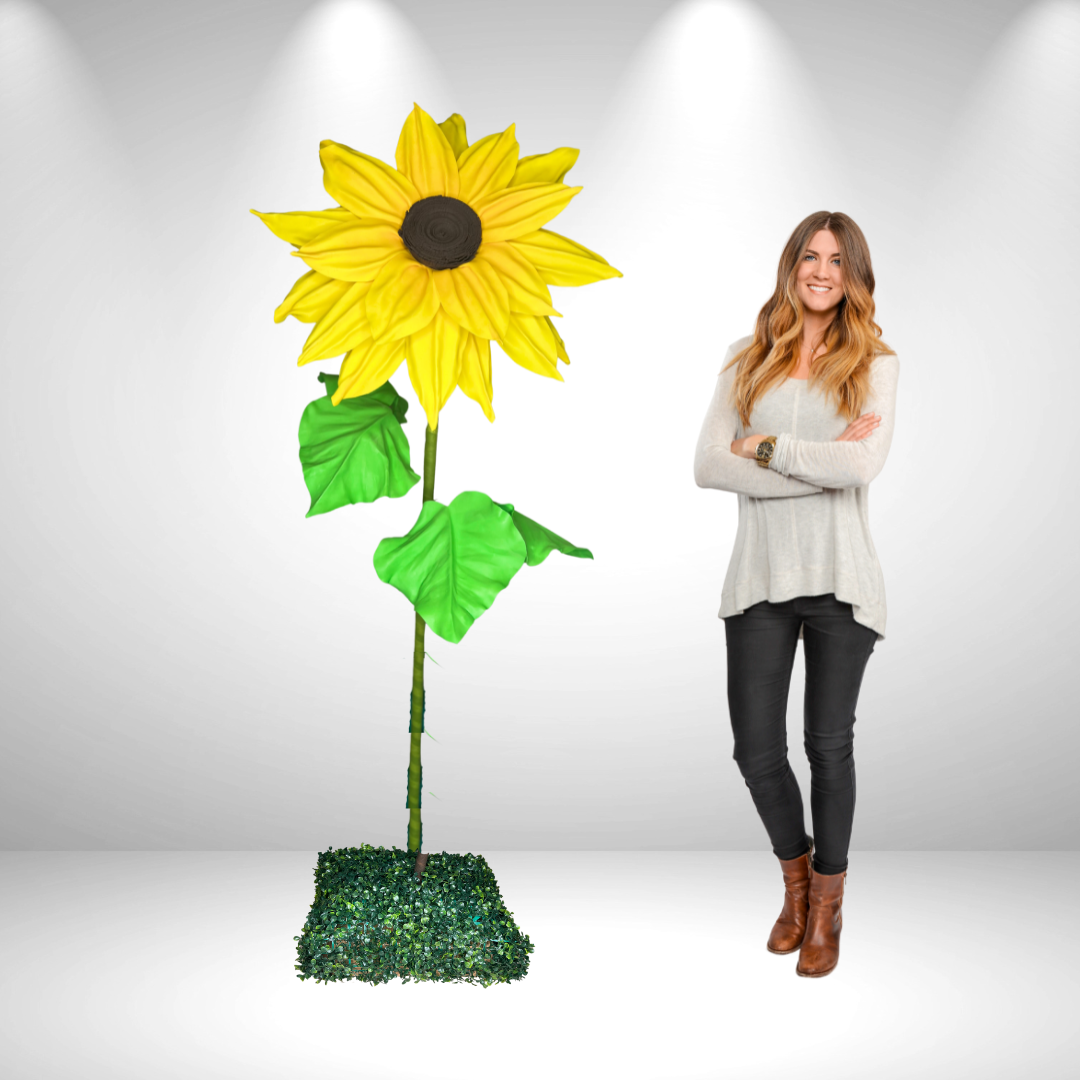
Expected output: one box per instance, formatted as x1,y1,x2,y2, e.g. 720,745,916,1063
796,229,845,316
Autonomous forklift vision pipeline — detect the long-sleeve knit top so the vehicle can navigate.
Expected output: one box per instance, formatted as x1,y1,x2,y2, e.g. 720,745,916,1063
693,334,900,642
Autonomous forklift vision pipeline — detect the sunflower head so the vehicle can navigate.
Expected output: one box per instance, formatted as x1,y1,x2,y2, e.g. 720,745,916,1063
254,104,622,432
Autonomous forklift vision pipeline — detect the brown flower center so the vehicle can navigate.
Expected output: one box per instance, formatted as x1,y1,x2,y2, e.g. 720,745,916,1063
398,196,482,270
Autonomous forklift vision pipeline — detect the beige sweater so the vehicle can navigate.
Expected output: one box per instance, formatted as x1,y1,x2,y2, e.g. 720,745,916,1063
693,334,900,642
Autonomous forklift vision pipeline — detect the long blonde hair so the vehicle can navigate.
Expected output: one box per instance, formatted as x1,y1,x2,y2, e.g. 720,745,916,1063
722,211,896,427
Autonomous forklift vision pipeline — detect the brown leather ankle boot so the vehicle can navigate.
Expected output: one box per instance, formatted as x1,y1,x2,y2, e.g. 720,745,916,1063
796,867,846,977
766,842,814,954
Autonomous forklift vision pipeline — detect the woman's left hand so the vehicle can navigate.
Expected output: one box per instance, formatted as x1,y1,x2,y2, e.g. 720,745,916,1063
730,435,765,459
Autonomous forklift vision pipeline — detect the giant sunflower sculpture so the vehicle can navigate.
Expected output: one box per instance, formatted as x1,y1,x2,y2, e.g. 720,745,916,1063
254,105,620,988
254,103,621,431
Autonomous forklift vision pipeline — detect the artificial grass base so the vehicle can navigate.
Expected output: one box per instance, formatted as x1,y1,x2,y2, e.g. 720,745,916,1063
294,844,535,987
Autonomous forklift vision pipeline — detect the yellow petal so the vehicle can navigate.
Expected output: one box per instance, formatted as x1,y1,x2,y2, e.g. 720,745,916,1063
473,182,582,243
474,242,559,318
366,249,440,343
275,271,352,324
298,280,373,364
508,228,623,287
405,309,464,432
251,207,355,248
293,221,403,281
432,260,510,340
546,316,570,365
456,333,495,423
395,103,460,198
332,336,408,405
456,124,519,204
319,141,418,225
438,113,468,158
510,147,579,186
496,314,563,380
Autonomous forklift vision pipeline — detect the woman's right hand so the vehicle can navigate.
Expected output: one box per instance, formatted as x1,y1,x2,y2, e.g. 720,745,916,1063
836,412,881,442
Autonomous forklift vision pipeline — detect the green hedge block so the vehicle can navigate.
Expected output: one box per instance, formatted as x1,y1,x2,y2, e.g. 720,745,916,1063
294,844,535,987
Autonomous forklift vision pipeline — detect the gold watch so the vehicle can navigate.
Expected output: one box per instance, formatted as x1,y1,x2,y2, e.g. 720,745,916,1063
754,436,777,468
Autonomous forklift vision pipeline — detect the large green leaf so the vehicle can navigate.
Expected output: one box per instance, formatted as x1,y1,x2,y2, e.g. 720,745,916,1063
373,492,593,644
298,374,420,518
373,492,526,644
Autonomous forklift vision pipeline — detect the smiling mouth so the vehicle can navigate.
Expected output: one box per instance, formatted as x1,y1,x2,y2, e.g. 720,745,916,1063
808,285,831,293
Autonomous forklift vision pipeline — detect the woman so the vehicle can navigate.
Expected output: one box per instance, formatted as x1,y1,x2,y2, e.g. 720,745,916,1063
693,211,899,978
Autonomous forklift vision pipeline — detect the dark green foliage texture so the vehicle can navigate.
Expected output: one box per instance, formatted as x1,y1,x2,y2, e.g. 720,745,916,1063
294,844,535,987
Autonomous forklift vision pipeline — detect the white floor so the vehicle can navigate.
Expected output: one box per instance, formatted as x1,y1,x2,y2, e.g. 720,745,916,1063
0,852,1075,1080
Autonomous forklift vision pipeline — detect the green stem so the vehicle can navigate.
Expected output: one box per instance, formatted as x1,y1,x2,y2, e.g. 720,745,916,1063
407,420,439,857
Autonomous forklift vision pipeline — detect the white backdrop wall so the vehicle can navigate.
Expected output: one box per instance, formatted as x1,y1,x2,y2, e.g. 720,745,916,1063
1,0,1076,851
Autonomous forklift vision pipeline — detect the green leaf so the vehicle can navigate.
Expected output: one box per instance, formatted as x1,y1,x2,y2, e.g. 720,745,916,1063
492,502,594,567
373,492,593,644
298,374,420,518
374,492,527,643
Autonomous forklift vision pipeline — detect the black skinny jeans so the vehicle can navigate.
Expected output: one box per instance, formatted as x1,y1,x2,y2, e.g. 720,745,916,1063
724,592,878,876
